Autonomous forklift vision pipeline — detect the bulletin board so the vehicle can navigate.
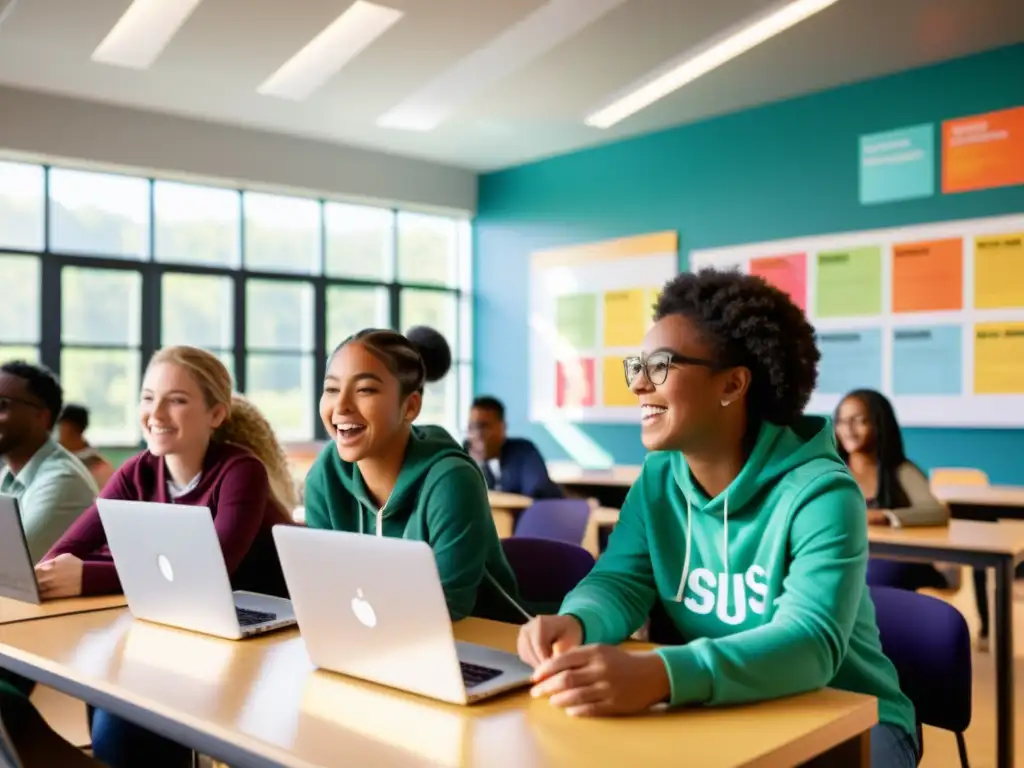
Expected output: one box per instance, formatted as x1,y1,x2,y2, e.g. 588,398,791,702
689,213,1024,428
529,232,678,422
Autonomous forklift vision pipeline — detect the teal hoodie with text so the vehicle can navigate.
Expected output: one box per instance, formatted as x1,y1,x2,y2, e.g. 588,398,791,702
560,416,916,742
303,425,523,624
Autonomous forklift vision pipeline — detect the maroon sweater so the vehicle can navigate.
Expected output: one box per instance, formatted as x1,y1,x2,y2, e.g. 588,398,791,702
45,442,294,598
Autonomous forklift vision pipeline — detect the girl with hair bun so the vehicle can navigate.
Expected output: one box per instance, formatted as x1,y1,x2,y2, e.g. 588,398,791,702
304,326,524,624
37,345,298,768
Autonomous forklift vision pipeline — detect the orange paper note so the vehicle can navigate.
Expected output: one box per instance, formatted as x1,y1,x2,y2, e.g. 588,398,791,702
891,238,963,312
942,106,1024,193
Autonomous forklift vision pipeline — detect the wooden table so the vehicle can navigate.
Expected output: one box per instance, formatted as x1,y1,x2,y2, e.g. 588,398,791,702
488,491,533,539
0,609,877,767
0,595,126,627
869,519,1024,768
931,484,1024,521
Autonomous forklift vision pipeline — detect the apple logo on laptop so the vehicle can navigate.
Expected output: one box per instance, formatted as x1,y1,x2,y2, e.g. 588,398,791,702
351,588,377,628
157,554,174,583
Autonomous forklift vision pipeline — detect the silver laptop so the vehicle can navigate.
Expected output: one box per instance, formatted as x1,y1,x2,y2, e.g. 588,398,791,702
0,495,41,604
273,526,533,705
97,499,295,640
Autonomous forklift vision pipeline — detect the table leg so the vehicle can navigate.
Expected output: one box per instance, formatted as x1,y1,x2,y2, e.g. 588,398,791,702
994,557,1015,768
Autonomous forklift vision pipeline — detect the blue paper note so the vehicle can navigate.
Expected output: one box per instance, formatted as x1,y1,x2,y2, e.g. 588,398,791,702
892,325,962,396
859,124,935,205
816,329,883,395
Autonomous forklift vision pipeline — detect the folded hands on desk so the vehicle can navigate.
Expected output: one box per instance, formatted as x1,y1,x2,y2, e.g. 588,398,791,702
518,614,670,717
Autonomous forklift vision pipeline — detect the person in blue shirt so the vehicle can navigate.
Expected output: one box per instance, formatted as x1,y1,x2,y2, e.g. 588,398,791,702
465,396,562,499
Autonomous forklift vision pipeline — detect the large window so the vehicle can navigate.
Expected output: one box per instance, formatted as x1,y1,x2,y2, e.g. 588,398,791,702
0,161,473,445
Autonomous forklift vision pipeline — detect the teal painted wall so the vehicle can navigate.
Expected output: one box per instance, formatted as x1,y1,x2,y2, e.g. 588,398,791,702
473,44,1024,483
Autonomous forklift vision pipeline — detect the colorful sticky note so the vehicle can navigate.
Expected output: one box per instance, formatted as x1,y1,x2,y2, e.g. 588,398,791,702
943,106,1024,194
974,232,1024,309
815,247,882,318
603,289,647,348
601,356,635,407
556,358,595,408
816,329,883,395
974,322,1024,395
891,326,963,396
555,293,598,351
891,238,963,312
750,254,807,310
859,124,935,204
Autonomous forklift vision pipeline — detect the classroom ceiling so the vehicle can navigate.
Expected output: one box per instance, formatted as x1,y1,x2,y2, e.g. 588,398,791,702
0,0,1020,172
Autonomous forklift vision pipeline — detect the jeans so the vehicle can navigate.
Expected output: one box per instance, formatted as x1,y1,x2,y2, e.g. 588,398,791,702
90,708,192,768
871,722,919,768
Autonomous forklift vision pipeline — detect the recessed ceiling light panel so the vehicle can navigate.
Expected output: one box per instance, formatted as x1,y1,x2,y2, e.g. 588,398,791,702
92,0,205,70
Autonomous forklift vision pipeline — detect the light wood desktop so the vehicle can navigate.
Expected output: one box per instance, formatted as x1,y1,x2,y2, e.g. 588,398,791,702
0,609,877,767
931,483,1024,510
546,462,640,488
488,491,533,539
0,595,126,627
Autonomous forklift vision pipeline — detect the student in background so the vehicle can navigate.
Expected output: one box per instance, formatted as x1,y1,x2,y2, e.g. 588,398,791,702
516,269,918,768
56,403,116,491
834,389,952,592
0,361,97,563
37,345,298,768
465,395,562,498
304,327,524,624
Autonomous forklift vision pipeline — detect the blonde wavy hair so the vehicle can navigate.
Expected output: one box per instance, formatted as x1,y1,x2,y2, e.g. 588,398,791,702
146,346,300,513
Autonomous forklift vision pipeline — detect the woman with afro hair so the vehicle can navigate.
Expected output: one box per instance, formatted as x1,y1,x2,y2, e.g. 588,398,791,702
302,326,524,624
517,269,918,767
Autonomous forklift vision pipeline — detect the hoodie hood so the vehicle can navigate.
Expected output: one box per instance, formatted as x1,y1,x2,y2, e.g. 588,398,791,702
668,415,845,601
327,424,476,533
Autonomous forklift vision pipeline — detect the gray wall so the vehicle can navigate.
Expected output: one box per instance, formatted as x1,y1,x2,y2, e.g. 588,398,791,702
0,85,477,213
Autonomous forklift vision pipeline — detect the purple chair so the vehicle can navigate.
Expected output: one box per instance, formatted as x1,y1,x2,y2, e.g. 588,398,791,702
501,538,595,609
870,586,972,767
513,498,591,546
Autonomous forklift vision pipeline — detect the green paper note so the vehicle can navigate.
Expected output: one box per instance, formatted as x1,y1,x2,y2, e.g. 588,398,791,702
815,246,882,318
555,293,598,350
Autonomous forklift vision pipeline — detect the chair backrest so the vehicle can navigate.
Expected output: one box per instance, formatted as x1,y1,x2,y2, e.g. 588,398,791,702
929,467,989,486
501,537,595,610
869,586,972,734
513,498,592,545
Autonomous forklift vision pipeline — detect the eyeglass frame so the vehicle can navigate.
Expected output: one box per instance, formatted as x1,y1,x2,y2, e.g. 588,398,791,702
622,349,720,388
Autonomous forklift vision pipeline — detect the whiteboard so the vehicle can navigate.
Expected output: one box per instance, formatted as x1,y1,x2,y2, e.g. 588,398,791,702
689,213,1024,428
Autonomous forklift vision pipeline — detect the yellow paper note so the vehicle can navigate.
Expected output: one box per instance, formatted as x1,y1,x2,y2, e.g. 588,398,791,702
603,289,646,348
974,233,1024,309
974,322,1024,394
602,356,636,407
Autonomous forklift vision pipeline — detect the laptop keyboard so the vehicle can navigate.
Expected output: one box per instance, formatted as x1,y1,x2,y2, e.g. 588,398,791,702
236,607,277,627
460,661,503,688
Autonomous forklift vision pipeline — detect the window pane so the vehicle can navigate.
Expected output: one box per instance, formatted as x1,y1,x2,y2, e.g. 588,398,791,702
245,353,314,440
324,203,393,281
418,366,456,435
243,193,320,274
49,169,150,259
0,162,44,251
154,182,240,267
0,254,40,343
326,286,389,348
61,348,141,444
246,280,314,351
62,267,142,346
397,213,458,286
161,273,234,349
0,346,38,364
400,289,457,345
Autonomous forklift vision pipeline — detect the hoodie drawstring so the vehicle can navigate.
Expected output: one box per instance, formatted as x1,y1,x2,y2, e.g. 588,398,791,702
674,492,729,602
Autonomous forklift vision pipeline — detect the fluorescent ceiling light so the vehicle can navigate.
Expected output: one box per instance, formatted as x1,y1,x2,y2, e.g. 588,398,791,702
377,0,628,132
258,1,403,101
585,0,842,129
92,0,204,70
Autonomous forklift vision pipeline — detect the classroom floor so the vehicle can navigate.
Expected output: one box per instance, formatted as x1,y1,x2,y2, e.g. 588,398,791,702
27,573,1024,766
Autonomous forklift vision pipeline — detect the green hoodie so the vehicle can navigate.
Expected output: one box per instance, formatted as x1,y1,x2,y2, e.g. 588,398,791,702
303,425,524,624
560,416,917,743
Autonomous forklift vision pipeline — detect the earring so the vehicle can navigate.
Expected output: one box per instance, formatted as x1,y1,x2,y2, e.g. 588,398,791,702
720,399,731,407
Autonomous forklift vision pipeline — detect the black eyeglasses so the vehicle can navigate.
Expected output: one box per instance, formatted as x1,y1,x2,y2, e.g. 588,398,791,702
622,350,718,387
0,396,45,414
